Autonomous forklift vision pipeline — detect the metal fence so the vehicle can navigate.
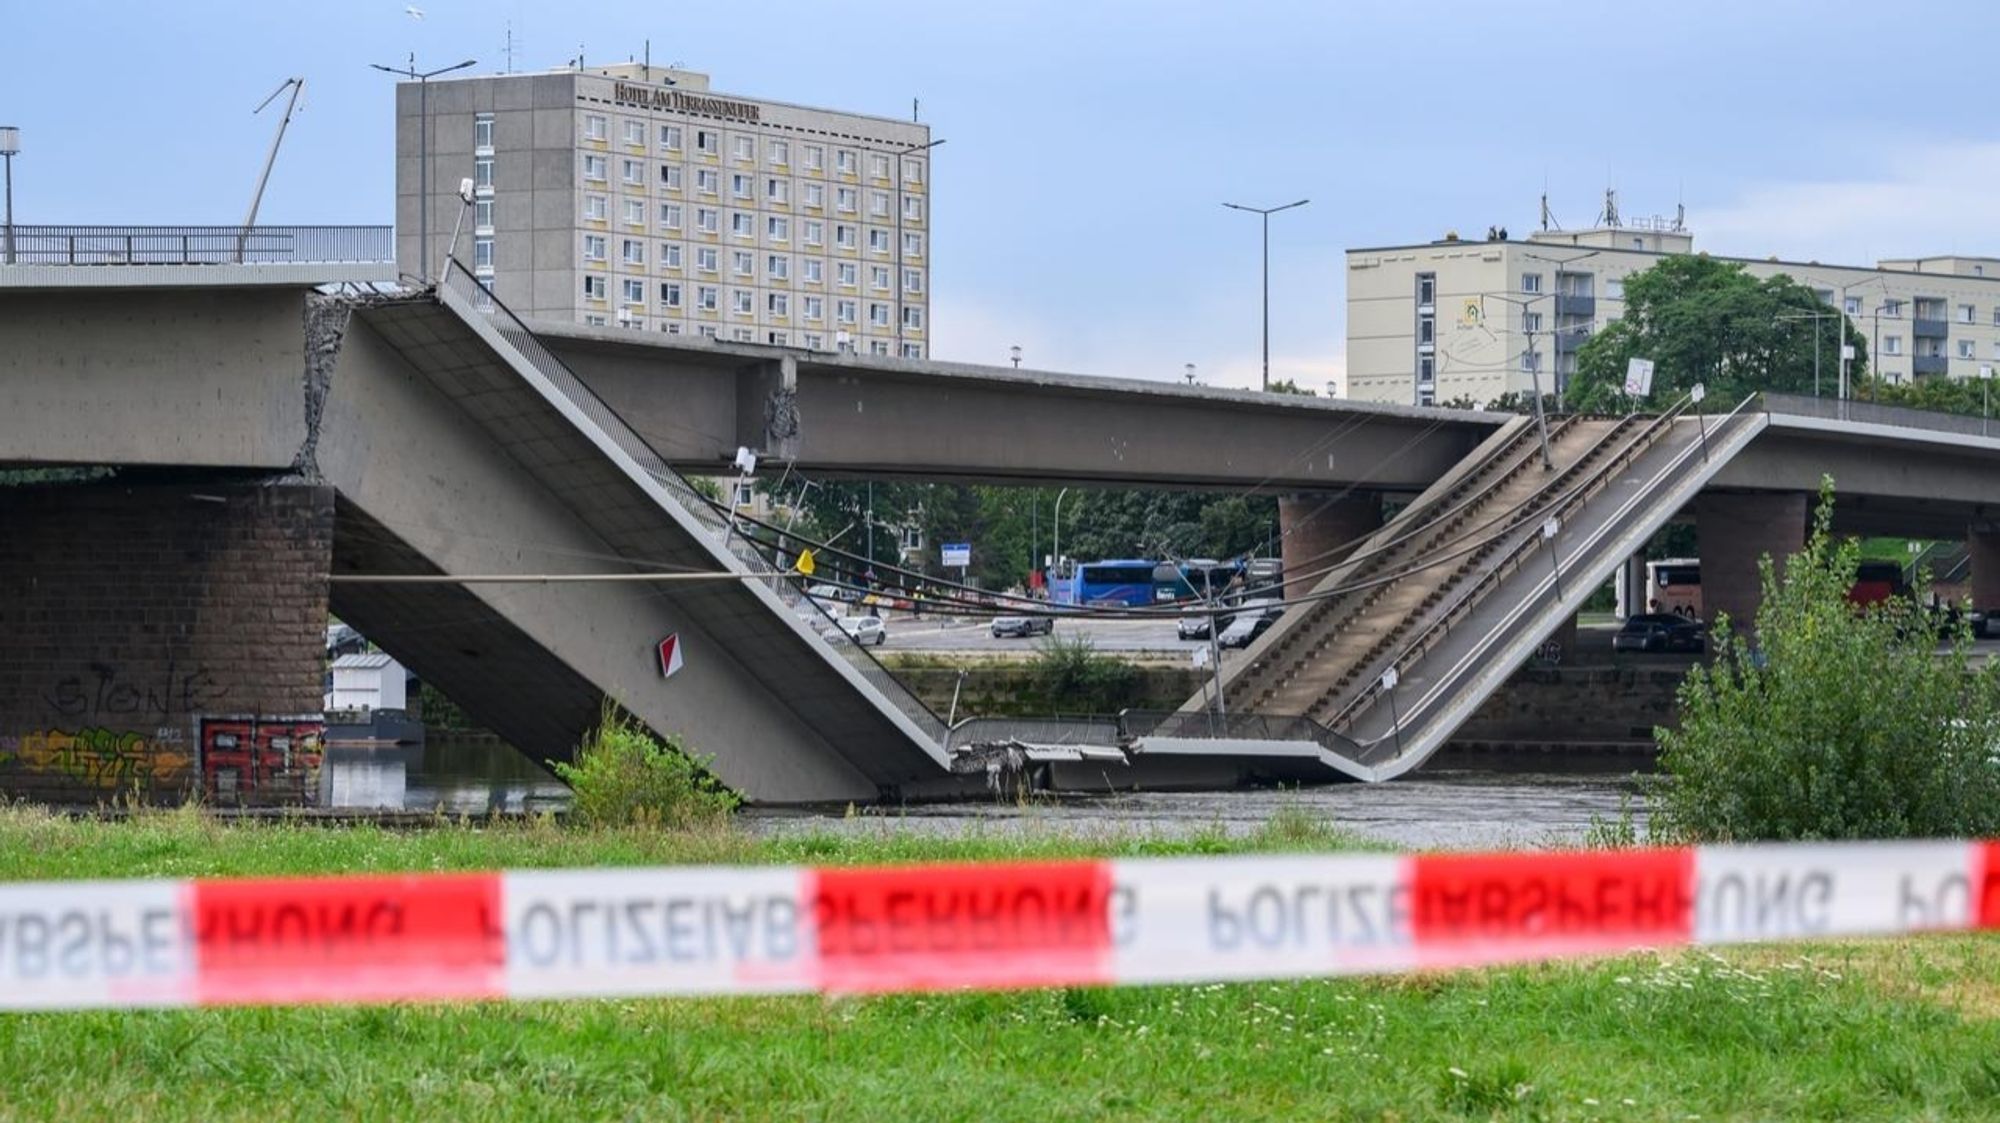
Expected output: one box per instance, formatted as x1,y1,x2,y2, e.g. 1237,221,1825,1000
4,225,393,266
434,260,948,741
1764,391,1997,439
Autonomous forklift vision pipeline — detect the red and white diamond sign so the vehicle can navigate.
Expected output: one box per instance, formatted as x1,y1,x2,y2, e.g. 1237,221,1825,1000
656,634,684,679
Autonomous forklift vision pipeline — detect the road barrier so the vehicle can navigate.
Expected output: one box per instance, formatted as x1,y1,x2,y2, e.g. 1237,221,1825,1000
2,841,1996,1010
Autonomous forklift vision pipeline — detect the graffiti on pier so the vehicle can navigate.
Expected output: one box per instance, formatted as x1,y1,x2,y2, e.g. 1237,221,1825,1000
12,727,193,793
199,716,325,806
42,657,224,721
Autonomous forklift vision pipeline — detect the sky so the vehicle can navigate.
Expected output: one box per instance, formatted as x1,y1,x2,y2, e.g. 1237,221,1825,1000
7,1,2000,391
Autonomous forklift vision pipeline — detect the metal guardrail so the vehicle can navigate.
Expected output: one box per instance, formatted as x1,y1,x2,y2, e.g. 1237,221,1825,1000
435,261,948,741
4,225,393,265
949,716,1123,748
1764,392,1997,440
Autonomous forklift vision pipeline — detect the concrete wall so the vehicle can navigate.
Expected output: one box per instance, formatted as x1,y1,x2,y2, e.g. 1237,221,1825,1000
0,480,331,806
1452,664,1684,745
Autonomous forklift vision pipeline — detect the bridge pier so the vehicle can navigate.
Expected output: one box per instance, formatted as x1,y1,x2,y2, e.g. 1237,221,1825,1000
1970,524,2000,614
1277,491,1382,600
0,478,333,807
1695,491,1808,637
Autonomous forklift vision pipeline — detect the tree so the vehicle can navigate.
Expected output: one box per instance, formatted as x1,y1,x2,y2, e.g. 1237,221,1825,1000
1266,379,1317,397
1567,256,1869,413
1649,480,2000,842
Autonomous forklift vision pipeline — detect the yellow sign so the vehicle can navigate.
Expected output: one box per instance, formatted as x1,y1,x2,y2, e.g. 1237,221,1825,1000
794,549,816,577
1460,299,1483,327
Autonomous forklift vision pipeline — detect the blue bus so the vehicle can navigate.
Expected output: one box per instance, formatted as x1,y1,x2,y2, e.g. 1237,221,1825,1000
1049,560,1175,607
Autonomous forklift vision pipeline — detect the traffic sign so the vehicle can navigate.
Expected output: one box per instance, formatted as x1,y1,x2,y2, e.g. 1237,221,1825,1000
656,634,684,679
1623,357,1655,397
941,543,971,568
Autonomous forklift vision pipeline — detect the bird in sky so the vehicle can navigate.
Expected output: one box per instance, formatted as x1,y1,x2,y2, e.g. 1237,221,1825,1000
404,6,426,19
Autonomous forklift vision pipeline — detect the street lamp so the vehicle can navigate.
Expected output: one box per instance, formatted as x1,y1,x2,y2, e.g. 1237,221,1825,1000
1009,344,1021,369
0,126,19,266
892,137,945,358
1223,198,1309,391
1184,362,1197,385
371,55,478,282
1051,487,1073,593
1774,308,1844,399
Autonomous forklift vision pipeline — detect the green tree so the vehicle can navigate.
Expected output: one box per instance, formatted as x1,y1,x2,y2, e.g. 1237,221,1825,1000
1568,256,1869,413
1872,371,1997,419
1649,480,2000,842
1266,378,1317,396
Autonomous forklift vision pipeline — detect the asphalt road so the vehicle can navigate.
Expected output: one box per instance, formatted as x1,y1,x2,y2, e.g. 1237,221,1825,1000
881,616,1200,656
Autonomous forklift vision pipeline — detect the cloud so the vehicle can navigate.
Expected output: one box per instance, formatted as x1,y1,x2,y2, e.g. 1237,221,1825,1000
1695,139,2000,266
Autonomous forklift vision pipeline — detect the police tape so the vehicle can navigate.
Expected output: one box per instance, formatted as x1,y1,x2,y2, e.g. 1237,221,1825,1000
1,841,1996,1010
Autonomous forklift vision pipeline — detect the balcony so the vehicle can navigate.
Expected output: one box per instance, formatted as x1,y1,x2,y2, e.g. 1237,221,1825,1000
1553,325,1593,353
1554,293,1596,318
1912,318,1949,340
1912,354,1949,376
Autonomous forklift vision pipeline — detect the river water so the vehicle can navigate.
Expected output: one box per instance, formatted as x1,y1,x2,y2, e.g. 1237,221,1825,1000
323,741,1641,850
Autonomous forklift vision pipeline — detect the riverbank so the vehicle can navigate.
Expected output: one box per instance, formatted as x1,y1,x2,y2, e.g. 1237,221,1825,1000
3,808,1998,1120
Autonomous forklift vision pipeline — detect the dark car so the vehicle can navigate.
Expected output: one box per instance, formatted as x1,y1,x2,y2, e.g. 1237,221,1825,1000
1177,613,1215,641
1613,613,1705,654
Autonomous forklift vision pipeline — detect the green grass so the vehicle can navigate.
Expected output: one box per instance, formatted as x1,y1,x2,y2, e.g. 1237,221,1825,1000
2,808,1998,1121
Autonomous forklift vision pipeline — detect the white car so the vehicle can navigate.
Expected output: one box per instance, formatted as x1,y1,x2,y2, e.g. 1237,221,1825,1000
833,614,888,646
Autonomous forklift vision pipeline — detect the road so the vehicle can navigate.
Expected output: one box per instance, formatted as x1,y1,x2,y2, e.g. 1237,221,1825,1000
880,615,1201,656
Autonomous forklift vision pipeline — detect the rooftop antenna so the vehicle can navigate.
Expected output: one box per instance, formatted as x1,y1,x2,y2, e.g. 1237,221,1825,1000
644,38,651,79
1539,189,1559,232
237,77,305,263
1598,186,1619,228
502,20,517,73
1674,180,1685,231
912,97,919,122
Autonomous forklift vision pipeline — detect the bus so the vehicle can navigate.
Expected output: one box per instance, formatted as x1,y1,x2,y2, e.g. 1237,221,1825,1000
1049,560,1173,607
1849,561,1908,606
1644,559,1703,619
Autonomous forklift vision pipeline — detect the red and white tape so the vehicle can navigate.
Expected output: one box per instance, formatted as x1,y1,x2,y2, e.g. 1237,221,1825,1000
2,842,1996,1010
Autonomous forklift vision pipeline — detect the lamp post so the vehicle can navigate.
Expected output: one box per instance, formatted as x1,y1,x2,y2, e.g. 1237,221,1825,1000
0,126,18,266
891,138,944,358
1774,308,1843,398
1184,362,1197,385
371,56,478,283
1009,344,1021,369
1223,198,1309,391
1051,487,1073,596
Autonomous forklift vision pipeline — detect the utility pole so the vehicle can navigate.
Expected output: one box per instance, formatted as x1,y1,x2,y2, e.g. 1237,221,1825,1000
0,126,18,266
371,56,478,282
237,79,304,263
1223,199,1309,392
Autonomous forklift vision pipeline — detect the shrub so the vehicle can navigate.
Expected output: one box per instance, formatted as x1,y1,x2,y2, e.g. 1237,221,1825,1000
1025,634,1139,714
1649,480,2000,842
550,702,740,828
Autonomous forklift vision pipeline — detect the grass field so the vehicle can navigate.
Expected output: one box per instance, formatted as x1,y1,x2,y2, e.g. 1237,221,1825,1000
2,808,1998,1121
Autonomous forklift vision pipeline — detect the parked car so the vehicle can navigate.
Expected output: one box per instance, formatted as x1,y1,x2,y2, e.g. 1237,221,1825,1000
1177,613,1215,641
1612,614,1706,654
805,582,854,604
832,614,888,647
990,614,1054,638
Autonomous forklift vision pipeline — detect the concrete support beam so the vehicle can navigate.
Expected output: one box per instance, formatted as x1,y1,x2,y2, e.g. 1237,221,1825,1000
1278,492,1383,600
1696,492,1809,637
737,354,800,462
1970,524,2000,611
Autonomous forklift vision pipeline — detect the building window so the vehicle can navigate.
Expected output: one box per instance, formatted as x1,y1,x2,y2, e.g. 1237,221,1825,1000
1992,307,2000,327
696,208,719,235
660,124,682,151
804,333,824,350
768,331,789,346
660,244,682,269
1416,273,1436,307
583,234,607,261
474,199,493,230
1522,311,1542,332
902,306,924,329
868,229,890,255
903,158,923,185
660,203,683,230
696,247,718,272
585,195,608,222
733,328,755,343
474,157,494,188
697,285,718,311
731,173,752,199
696,130,718,155
836,225,857,250
584,314,608,327
1418,318,1435,345
766,178,790,205
731,212,753,238
696,169,719,195
837,299,857,324
803,221,824,247
836,187,858,213
768,293,790,316
1521,349,1540,372
733,289,753,314
869,303,890,327
473,115,494,150
768,216,790,242
620,159,642,184
583,114,607,141
472,237,493,269
903,196,923,222
869,191,890,218
622,278,645,305
768,140,790,166
1419,354,1435,382
1959,339,1976,359
1520,272,1542,294
836,149,857,175
663,322,680,335
804,259,823,283
903,268,923,294
660,165,683,190
902,232,922,259
732,250,754,277
870,265,890,291
623,200,645,226
1605,278,1625,300
1883,299,1904,318
1843,296,1862,315
768,254,789,280
870,340,890,356
732,135,754,161
902,342,923,359
1960,304,1977,324
868,154,888,180
804,296,824,320
621,239,644,266
1883,335,1903,356
803,145,824,171
583,275,607,301
837,262,858,287
697,325,718,339
804,183,825,209
623,119,645,147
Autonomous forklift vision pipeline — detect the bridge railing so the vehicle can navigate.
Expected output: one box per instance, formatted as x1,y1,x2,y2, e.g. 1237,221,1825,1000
1764,391,1997,440
435,260,948,742
3,225,394,266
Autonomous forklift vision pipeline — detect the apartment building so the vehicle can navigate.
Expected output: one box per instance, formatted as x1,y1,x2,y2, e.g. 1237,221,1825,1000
394,63,932,357
1346,220,2000,405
